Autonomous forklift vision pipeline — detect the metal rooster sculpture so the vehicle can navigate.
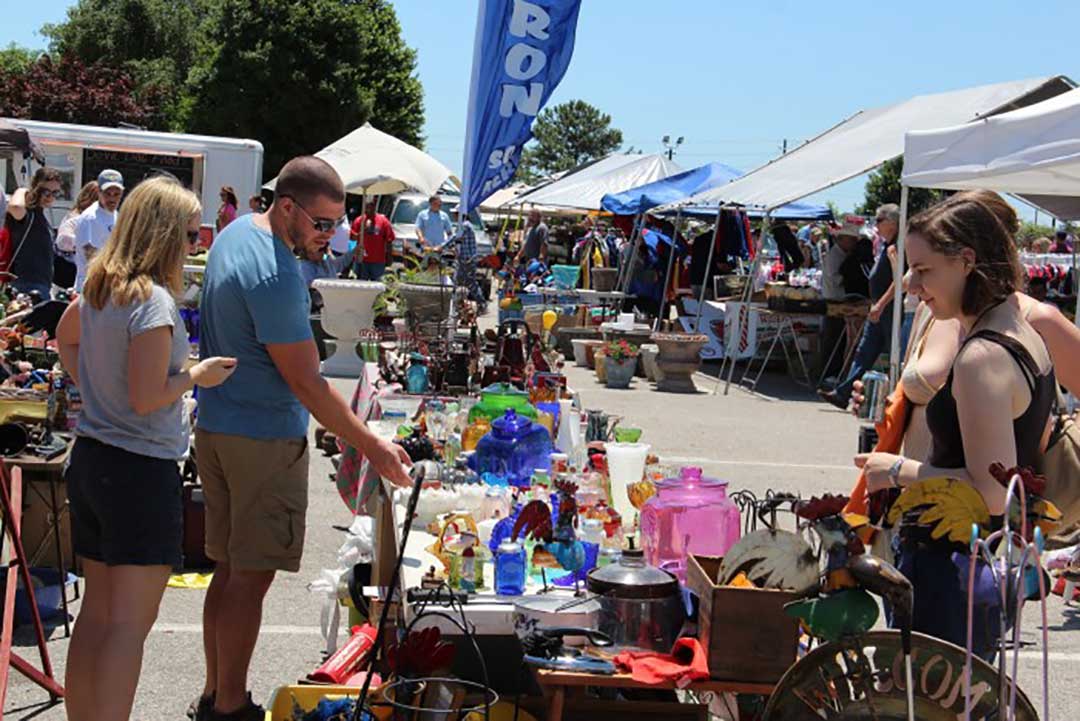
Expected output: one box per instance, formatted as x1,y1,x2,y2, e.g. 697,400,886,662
511,478,586,593
783,494,918,721
783,495,914,644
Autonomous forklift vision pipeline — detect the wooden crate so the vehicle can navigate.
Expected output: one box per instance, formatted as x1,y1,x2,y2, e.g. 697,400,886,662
686,554,801,684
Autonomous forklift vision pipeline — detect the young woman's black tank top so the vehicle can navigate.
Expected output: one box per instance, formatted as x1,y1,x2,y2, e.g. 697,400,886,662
926,329,1055,471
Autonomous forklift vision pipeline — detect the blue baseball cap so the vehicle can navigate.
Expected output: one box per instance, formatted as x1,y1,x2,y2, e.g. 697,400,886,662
97,169,124,191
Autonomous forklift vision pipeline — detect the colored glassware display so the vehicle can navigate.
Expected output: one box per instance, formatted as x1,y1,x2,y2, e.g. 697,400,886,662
495,540,527,596
639,466,741,583
469,409,553,487
462,418,491,451
467,383,538,424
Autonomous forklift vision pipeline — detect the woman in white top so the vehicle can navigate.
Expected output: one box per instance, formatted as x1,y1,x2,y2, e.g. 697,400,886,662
54,181,98,289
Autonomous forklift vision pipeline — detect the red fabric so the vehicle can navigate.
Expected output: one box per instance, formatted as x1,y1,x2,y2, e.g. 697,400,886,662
0,225,11,276
352,213,395,264
613,637,710,687
743,213,755,260
1052,576,1080,601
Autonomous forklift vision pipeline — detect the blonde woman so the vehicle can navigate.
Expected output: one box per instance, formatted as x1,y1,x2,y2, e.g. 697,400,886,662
55,177,238,721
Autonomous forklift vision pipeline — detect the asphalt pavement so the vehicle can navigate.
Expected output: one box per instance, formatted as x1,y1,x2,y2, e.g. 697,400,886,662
5,339,1079,719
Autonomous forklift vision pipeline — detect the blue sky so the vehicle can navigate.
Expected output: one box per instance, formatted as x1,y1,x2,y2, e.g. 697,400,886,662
5,1,1080,216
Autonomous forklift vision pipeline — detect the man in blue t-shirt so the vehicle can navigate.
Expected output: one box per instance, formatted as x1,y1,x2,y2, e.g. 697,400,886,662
415,195,452,250
193,156,411,721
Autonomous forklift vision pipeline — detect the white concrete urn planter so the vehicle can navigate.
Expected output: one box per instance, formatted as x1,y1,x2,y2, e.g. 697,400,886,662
313,279,385,378
650,332,708,393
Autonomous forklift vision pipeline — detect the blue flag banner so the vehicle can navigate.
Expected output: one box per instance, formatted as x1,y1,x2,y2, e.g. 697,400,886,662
460,0,583,215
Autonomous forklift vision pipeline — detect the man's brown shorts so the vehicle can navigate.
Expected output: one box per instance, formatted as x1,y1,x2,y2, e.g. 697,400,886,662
195,429,309,572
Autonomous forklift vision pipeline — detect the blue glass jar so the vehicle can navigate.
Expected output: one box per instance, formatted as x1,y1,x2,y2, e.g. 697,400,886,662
495,540,527,596
406,353,429,394
469,409,553,487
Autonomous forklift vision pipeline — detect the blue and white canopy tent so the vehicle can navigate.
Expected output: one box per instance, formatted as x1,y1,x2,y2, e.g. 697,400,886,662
601,162,833,326
601,161,832,220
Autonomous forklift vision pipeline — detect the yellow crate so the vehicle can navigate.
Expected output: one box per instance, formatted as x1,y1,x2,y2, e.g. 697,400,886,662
264,684,389,721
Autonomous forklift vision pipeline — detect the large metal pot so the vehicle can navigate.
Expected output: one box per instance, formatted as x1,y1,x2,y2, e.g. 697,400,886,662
512,596,600,647
586,552,685,652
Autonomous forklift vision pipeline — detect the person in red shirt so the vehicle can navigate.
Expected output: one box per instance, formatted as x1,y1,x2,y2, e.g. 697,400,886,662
350,200,395,280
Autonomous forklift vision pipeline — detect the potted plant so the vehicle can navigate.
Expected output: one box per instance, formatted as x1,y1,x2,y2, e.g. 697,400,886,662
375,257,462,325
602,340,639,389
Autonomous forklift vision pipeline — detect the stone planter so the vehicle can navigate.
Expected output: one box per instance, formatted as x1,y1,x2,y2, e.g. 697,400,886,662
399,282,465,325
571,339,591,367
604,355,637,389
583,340,603,369
650,332,708,393
601,325,652,376
313,279,385,378
639,343,663,383
554,325,600,358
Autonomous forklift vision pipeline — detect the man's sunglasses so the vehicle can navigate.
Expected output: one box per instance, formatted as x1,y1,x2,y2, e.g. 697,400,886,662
280,195,345,233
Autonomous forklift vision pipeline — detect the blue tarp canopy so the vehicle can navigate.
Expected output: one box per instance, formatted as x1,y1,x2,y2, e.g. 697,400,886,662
600,161,833,220
601,162,742,215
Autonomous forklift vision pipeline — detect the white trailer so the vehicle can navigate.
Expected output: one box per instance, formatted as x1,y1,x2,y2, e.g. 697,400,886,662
0,118,263,229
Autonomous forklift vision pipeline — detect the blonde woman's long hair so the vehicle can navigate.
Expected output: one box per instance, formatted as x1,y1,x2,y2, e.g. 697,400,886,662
83,176,200,310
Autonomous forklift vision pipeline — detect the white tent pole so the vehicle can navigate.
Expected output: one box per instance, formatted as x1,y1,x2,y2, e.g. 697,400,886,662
720,210,768,395
693,206,724,333
889,186,909,388
655,208,682,332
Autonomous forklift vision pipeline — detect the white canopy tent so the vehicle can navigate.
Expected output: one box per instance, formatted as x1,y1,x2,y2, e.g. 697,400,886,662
647,75,1075,393
265,122,457,196
508,153,683,211
661,76,1072,215
902,86,1080,219
897,84,1080,372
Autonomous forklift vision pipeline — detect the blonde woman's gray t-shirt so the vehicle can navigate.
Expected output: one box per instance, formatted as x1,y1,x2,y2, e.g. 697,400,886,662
75,284,191,460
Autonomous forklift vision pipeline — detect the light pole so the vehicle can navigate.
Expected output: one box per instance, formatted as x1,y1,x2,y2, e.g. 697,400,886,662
661,135,684,160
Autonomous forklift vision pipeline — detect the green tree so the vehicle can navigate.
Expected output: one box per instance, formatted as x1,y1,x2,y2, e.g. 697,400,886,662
0,44,39,75
857,157,943,217
185,0,424,177
42,0,207,130
519,100,623,182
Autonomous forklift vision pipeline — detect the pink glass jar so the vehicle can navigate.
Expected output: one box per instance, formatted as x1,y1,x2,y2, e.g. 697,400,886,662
639,467,741,583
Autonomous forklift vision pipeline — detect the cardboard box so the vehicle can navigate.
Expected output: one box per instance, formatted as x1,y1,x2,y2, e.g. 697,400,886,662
686,554,801,684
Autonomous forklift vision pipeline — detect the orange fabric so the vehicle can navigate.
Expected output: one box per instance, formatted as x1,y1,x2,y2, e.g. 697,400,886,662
845,379,911,516
613,637,710,686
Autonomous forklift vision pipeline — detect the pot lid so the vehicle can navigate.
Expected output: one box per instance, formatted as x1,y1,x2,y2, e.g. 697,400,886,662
482,382,528,398
657,466,728,490
514,595,601,615
586,555,679,599
492,409,531,437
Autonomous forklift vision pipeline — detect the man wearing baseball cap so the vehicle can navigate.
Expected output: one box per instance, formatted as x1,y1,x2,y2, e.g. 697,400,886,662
73,169,125,291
